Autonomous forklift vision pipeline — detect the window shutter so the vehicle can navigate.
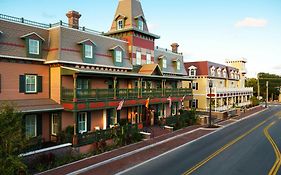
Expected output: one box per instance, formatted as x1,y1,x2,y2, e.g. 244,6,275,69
37,76,43,92
19,75,26,93
117,110,121,123
196,83,199,90
87,112,91,132
37,115,42,136
189,100,192,108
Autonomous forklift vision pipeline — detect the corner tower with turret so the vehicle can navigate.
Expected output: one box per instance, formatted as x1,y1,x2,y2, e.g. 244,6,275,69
105,0,160,66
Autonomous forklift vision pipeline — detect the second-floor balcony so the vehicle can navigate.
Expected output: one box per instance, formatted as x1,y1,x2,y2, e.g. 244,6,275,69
62,88,192,102
206,87,253,97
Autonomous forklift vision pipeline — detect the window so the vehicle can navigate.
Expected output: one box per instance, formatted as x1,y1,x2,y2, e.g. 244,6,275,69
146,53,151,64
51,113,59,136
136,51,141,65
192,82,198,90
138,20,144,30
192,100,199,108
78,112,87,134
217,68,221,77
177,61,181,70
115,50,122,63
117,19,123,30
26,75,37,93
77,79,89,90
25,115,37,138
29,39,39,55
85,44,93,58
163,58,167,69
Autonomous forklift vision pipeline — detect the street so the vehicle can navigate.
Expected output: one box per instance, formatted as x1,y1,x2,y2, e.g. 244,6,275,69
118,105,281,175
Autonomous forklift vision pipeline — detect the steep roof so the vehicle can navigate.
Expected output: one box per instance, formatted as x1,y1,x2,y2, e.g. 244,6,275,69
106,0,160,39
138,64,163,76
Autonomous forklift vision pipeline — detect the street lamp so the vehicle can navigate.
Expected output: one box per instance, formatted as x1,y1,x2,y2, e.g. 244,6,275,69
209,80,213,127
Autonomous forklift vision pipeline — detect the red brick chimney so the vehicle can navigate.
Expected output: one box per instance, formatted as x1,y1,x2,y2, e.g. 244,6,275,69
66,10,81,29
171,43,179,53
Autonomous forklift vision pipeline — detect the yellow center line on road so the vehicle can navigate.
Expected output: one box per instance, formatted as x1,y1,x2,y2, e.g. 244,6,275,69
264,121,281,175
182,119,270,175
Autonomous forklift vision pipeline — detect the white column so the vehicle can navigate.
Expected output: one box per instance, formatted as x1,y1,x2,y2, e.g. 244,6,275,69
103,109,107,130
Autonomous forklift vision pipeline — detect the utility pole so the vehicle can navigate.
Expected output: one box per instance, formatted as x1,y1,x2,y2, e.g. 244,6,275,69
208,80,213,127
257,74,260,100
266,81,269,108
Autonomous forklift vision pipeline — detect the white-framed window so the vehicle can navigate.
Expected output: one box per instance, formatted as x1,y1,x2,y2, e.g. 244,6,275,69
217,68,222,77
115,50,122,63
117,19,123,30
25,75,37,93
85,44,93,58
177,61,181,70
188,66,197,76
210,66,216,76
25,115,37,138
29,39,39,55
136,51,142,65
138,20,144,30
51,113,59,136
223,69,227,78
78,112,87,134
163,58,167,69
146,53,151,64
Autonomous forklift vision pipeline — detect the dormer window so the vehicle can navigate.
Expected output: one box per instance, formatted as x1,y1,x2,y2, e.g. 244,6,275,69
21,32,45,59
177,61,181,70
84,44,93,58
110,45,125,67
217,68,222,77
115,50,122,63
78,39,96,63
138,20,144,30
29,39,39,55
230,70,234,79
223,69,227,78
210,66,216,76
188,65,197,76
163,58,167,69
117,19,124,30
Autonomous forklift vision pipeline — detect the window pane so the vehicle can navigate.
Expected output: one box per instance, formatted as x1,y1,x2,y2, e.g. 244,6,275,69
177,61,180,70
25,115,37,138
163,59,167,68
52,114,59,135
136,51,141,65
85,45,93,58
25,75,37,93
138,20,143,30
78,112,87,133
115,51,122,63
29,39,39,55
146,53,151,64
117,20,123,30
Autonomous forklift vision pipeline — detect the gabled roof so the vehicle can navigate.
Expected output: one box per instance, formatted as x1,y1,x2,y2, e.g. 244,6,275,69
114,13,127,20
109,45,125,51
134,15,146,22
20,32,45,41
77,39,97,46
138,64,163,76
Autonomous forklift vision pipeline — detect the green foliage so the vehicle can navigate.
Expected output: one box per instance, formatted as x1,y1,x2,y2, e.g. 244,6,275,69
0,103,27,174
166,109,197,130
250,96,260,107
258,72,281,101
245,78,258,96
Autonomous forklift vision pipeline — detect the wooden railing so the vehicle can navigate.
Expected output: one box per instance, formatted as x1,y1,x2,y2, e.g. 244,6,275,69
62,88,192,101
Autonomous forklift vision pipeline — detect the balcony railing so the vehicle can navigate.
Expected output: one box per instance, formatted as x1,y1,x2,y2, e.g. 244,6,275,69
62,88,192,101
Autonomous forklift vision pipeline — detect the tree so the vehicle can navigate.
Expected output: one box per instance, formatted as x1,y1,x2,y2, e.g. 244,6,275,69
0,103,27,174
245,78,258,96
258,73,281,101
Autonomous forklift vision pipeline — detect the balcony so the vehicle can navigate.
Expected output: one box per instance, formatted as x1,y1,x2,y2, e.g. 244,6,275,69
206,87,253,97
62,88,192,102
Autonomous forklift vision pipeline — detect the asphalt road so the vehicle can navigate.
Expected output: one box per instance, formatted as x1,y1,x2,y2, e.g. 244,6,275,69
117,105,281,175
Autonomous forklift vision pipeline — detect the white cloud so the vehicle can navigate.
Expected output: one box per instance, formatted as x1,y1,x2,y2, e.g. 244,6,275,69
235,17,267,28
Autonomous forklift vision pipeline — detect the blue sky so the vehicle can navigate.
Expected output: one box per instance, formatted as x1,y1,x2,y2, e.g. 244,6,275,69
2,0,281,77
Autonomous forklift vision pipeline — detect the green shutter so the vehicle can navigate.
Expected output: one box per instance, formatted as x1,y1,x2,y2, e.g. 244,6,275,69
37,115,42,136
19,75,26,93
37,76,42,92
87,112,91,132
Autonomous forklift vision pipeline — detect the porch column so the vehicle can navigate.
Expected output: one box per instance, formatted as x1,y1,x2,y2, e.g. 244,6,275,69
73,74,78,102
226,97,229,107
215,97,217,111
137,78,142,98
162,79,166,97
220,98,223,108
113,77,117,99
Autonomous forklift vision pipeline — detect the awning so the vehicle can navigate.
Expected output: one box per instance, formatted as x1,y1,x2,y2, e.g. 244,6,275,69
0,99,63,113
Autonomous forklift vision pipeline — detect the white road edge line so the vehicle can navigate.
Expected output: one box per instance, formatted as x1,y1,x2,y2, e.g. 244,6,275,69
116,108,268,175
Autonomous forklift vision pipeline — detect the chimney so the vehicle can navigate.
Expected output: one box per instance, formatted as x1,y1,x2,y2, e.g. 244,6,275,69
171,43,179,53
66,10,81,29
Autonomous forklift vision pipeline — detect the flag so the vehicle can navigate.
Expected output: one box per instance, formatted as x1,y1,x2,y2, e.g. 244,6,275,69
117,99,124,110
181,95,186,102
145,97,150,108
167,96,172,108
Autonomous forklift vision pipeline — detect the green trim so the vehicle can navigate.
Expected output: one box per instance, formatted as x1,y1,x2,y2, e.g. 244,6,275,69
82,43,95,64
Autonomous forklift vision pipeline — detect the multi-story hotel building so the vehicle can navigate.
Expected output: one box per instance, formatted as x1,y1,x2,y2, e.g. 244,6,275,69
0,0,192,145
183,59,253,112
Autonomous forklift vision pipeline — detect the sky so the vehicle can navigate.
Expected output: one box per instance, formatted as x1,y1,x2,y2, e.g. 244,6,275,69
1,0,281,78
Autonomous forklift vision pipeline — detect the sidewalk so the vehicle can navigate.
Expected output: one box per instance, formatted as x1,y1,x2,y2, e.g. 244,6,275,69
38,106,265,175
